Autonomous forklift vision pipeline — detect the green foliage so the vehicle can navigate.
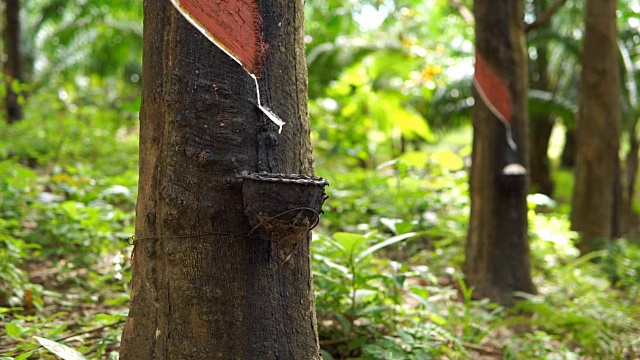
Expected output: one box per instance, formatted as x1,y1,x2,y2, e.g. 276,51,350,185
0,159,132,358
0,85,139,173
313,228,490,358
512,268,640,358
312,152,640,358
2,0,640,358
603,239,640,292
0,162,42,303
313,159,502,358
22,0,143,92
0,77,136,359
528,202,580,271
503,330,580,360
306,0,474,166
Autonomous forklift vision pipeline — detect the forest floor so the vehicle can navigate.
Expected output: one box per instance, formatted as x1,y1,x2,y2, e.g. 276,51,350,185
0,127,639,359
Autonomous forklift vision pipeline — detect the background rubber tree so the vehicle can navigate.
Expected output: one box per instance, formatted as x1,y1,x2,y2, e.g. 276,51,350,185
617,8,640,234
570,0,621,252
525,0,640,234
119,1,321,358
464,0,536,306
3,0,23,123
527,0,557,196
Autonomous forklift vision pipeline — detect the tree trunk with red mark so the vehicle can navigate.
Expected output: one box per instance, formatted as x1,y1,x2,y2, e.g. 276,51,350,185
570,0,621,253
464,0,536,306
119,1,320,359
4,0,23,123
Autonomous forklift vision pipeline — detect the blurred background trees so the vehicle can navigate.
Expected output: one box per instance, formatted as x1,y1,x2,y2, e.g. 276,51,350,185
3,0,22,123
1,0,640,358
571,0,621,252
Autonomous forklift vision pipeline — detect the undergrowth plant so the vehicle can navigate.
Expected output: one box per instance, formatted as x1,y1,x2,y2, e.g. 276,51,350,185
0,94,137,358
2,98,640,359
312,159,640,359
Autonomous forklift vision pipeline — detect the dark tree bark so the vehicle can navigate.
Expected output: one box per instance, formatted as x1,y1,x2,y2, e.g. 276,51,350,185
119,1,321,359
3,0,23,123
621,124,639,234
464,0,536,306
570,0,621,253
528,0,555,197
529,109,555,196
560,128,576,168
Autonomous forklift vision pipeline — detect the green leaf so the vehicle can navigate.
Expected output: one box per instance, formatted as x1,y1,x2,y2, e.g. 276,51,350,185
313,272,349,289
333,232,368,258
367,51,418,79
398,151,428,169
428,314,447,326
430,149,464,171
394,104,434,141
347,336,368,351
34,336,86,360
93,314,119,323
5,322,23,339
320,350,335,360
316,256,351,277
395,222,414,235
319,236,346,253
370,93,435,141
355,232,416,262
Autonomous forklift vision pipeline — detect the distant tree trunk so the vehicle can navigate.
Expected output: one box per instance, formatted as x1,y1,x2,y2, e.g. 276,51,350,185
529,102,555,195
570,0,621,253
621,124,639,234
119,1,321,359
3,0,23,123
465,0,536,306
528,0,555,197
560,127,576,168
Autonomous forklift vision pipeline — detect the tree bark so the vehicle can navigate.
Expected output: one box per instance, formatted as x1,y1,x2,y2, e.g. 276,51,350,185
528,0,555,197
3,0,23,123
621,125,639,234
529,108,555,196
570,0,621,253
560,127,576,168
119,1,321,359
464,0,536,306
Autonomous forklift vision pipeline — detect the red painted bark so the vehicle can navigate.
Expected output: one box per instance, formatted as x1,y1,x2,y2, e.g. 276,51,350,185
172,0,264,76
474,51,513,123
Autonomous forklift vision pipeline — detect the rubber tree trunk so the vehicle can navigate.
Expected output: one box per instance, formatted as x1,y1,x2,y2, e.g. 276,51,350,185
530,52,554,196
570,0,621,253
528,0,555,197
621,123,639,234
119,1,321,359
4,0,23,123
560,128,576,168
464,0,536,306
